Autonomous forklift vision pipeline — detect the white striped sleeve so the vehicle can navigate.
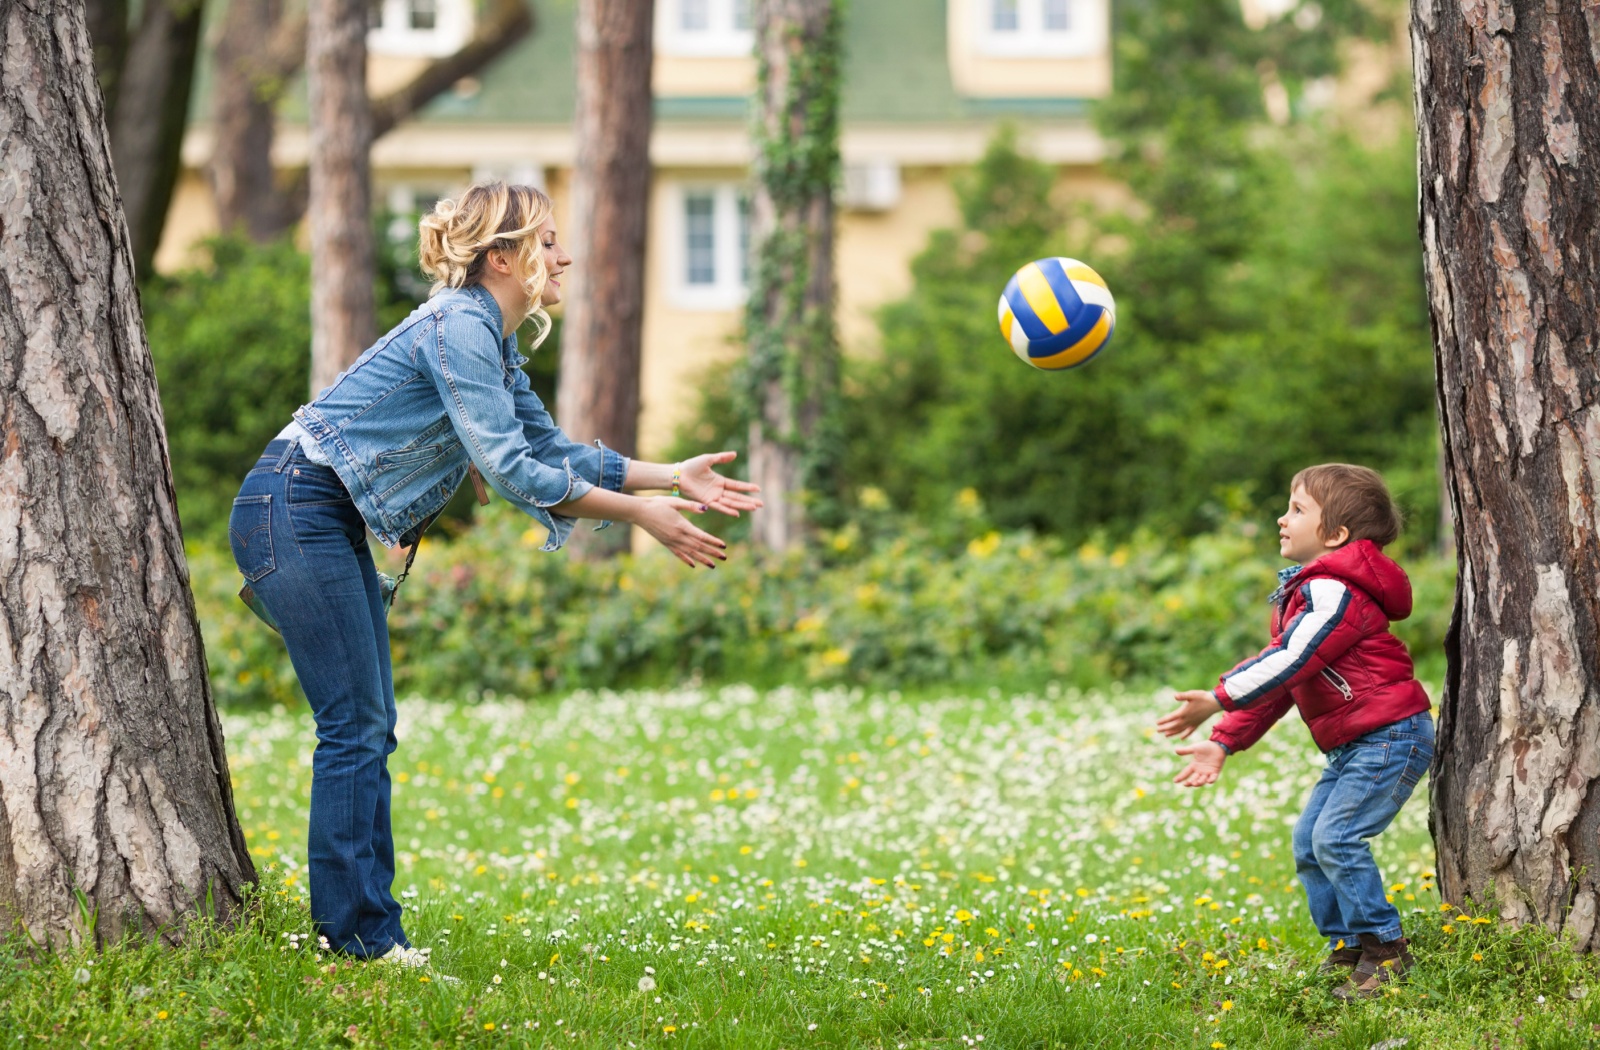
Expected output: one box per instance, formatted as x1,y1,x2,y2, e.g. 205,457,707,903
1220,579,1352,707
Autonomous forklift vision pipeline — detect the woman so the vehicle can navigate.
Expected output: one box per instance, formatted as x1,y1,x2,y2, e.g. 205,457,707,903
229,182,760,964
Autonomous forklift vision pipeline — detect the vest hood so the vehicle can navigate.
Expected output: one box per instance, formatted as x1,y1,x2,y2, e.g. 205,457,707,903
1293,539,1414,622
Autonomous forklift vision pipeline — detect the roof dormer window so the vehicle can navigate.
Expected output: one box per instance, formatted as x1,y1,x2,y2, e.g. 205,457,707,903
658,0,753,57
978,0,1099,57
369,0,470,57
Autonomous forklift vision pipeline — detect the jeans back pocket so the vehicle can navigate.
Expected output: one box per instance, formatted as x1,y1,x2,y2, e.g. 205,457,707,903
230,494,276,581
1391,742,1433,806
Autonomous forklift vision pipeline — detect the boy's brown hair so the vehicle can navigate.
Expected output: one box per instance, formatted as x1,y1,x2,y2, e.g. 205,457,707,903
1291,463,1403,549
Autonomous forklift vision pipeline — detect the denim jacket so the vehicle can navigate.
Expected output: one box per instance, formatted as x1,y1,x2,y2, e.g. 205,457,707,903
293,284,628,551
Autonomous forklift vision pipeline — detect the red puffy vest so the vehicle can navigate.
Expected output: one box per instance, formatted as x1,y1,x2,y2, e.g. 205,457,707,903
1210,539,1432,755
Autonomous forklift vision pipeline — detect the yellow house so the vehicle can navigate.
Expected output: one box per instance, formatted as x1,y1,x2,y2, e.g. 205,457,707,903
163,0,1119,458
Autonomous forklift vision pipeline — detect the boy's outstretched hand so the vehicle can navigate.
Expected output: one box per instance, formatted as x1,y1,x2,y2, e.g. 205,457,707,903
1156,689,1224,739
1173,741,1227,788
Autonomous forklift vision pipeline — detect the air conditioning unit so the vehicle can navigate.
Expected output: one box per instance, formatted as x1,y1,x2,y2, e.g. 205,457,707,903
840,160,901,212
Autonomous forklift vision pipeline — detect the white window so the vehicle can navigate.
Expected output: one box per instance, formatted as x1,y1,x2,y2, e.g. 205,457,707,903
369,0,471,57
976,0,1102,57
657,0,754,57
668,184,752,310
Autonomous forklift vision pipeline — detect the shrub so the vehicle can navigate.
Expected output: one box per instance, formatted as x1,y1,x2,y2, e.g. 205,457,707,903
193,498,1453,708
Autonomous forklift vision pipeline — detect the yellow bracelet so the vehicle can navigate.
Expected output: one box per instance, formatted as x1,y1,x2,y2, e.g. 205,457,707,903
671,464,681,499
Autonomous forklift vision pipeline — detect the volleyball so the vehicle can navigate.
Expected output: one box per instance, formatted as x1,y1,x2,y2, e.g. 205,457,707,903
997,257,1116,370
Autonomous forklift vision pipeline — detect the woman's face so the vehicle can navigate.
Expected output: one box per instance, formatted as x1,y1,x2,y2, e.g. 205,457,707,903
537,217,572,307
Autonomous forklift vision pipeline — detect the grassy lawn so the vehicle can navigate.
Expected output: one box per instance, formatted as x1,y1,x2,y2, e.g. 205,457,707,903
5,686,1596,1048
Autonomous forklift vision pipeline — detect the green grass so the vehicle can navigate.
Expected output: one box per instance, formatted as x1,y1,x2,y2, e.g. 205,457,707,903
5,686,1598,1048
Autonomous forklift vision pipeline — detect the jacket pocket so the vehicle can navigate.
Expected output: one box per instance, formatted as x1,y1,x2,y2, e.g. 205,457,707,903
375,443,442,471
1321,667,1354,703
229,494,276,582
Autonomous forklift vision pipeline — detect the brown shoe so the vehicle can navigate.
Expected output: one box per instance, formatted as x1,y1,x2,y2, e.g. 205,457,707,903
1318,942,1363,974
1332,933,1413,1000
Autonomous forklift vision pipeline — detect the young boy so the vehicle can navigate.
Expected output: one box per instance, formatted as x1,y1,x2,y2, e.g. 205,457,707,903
1156,463,1434,1000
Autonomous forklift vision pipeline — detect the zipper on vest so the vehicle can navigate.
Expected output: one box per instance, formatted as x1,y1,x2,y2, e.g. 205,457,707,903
1321,667,1353,702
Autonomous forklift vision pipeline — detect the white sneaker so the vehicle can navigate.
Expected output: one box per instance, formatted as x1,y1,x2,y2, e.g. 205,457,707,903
376,944,428,967
376,943,460,981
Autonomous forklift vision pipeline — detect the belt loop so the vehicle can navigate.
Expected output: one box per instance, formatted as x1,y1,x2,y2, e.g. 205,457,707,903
272,440,297,473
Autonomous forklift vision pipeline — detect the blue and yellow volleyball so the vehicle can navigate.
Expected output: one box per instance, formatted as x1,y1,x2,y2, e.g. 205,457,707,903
997,257,1116,370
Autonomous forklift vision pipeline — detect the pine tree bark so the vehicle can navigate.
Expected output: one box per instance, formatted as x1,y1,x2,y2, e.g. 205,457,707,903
0,0,255,947
556,0,654,558
745,0,841,551
306,0,376,395
1414,0,1600,948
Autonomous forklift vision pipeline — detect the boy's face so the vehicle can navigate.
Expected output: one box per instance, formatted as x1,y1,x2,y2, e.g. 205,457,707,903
1278,485,1347,565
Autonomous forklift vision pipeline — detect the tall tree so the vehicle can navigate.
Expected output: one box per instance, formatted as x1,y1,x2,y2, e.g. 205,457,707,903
207,0,533,245
306,0,376,394
207,0,307,242
556,0,655,557
0,0,255,946
744,0,842,551
1414,0,1600,948
84,0,205,280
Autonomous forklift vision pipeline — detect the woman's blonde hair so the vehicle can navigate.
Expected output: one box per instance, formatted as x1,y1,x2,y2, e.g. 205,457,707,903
417,181,555,346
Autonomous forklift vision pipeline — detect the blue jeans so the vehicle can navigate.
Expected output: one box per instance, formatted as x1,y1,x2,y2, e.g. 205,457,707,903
230,440,408,958
1292,711,1434,947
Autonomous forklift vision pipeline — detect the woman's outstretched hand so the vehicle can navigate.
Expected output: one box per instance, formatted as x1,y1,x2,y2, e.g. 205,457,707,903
632,497,728,569
677,452,763,517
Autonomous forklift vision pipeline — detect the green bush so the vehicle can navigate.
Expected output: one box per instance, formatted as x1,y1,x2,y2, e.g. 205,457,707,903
193,498,1453,708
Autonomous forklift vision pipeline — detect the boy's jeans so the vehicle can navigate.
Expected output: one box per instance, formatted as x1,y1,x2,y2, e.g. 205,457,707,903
230,440,409,958
1292,711,1434,947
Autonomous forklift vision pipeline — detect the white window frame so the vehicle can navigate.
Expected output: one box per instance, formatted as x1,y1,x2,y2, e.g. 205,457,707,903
666,183,752,311
656,0,754,58
369,0,472,58
974,0,1103,58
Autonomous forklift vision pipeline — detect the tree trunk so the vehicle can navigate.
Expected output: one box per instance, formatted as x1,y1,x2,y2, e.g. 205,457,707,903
745,0,841,552
209,0,306,241
84,0,129,112
306,0,376,395
109,0,204,280
557,0,654,558
80,0,205,280
1414,0,1600,948
0,0,255,948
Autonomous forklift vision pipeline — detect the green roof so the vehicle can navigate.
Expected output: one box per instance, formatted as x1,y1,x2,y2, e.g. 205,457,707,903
416,0,1091,125
196,0,1094,128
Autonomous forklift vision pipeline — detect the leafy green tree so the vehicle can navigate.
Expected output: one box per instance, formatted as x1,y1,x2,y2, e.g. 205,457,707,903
825,0,1436,548
838,133,1434,543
